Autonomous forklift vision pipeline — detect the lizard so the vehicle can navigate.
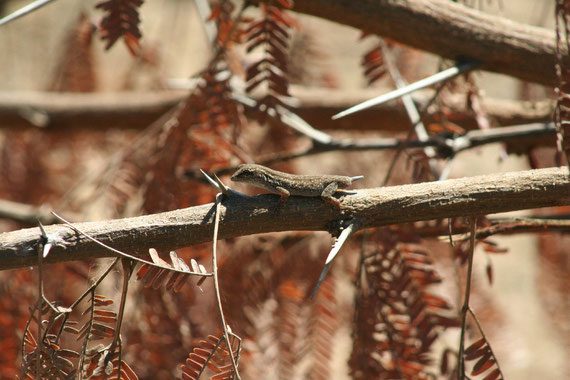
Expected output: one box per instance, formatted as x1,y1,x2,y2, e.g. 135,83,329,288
230,163,363,208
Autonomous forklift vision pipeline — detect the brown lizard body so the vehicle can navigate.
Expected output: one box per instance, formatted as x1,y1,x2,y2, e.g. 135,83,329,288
231,164,363,208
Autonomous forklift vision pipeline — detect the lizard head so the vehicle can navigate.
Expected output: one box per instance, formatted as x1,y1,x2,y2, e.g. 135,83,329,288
231,164,263,183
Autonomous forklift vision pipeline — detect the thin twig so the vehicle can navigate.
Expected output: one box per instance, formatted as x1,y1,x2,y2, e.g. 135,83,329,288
36,225,44,377
194,0,218,45
31,222,64,376
458,216,477,379
229,76,336,145
107,259,135,364
0,0,57,26
70,259,120,310
378,38,442,179
196,336,225,379
116,342,124,380
201,169,223,192
21,303,38,377
211,193,241,379
378,51,447,184
51,212,211,277
183,122,556,181
332,60,479,119
448,218,456,247
78,290,96,380
446,216,570,242
275,104,334,145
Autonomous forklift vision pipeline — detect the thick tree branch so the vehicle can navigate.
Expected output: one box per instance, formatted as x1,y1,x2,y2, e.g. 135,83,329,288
0,91,185,130
0,89,552,131
0,199,78,225
1,167,568,271
249,0,566,86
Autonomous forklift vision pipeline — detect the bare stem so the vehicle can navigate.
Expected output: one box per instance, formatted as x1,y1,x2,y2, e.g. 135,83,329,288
212,194,241,379
458,216,477,379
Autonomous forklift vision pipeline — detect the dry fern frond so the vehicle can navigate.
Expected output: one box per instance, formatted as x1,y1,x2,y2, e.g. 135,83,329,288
77,294,116,343
307,273,338,380
22,330,79,379
83,348,138,380
135,248,209,292
350,236,458,379
181,61,246,134
218,234,342,379
144,59,244,212
180,334,241,380
21,306,80,379
95,0,143,55
245,4,294,123
49,13,97,92
209,0,249,46
361,41,387,86
463,337,503,380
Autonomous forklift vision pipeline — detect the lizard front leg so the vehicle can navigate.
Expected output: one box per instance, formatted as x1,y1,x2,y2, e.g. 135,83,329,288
276,186,290,204
321,182,341,208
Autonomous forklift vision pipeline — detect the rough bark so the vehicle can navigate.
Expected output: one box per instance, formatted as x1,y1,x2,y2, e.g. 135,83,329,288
1,167,568,271
249,0,565,86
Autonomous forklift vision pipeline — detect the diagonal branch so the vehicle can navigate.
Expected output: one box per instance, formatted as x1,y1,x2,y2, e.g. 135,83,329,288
1,166,568,271
248,0,566,86
0,0,57,26
180,122,555,177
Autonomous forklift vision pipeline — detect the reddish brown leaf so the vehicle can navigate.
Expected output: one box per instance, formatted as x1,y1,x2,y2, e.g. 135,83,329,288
464,338,486,357
481,240,509,254
120,361,139,380
136,263,151,279
123,32,141,56
483,368,502,380
93,315,117,324
440,348,453,375
96,0,144,55
472,352,494,375
208,3,222,21
275,0,294,8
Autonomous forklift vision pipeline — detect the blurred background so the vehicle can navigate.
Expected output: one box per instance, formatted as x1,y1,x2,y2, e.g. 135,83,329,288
0,0,567,379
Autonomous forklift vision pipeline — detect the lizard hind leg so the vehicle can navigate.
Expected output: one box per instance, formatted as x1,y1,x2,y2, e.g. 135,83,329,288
321,182,341,208
276,186,290,204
